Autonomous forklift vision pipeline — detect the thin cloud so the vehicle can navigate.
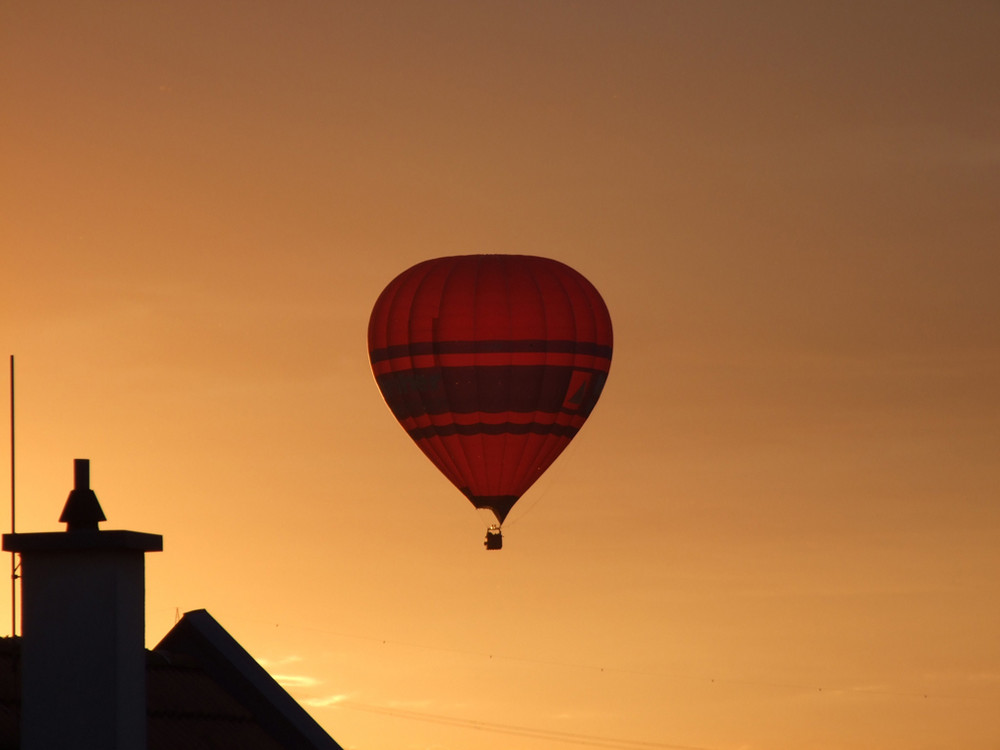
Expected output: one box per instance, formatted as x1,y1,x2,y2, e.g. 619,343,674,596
256,654,304,668
305,693,352,708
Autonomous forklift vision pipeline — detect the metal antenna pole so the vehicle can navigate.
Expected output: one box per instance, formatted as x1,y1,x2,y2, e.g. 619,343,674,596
9,355,15,637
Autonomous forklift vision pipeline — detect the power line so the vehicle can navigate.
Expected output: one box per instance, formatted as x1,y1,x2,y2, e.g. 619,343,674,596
210,609,992,703
336,701,715,750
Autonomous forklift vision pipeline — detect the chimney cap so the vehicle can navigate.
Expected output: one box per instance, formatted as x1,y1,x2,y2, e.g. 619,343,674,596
59,458,107,531
3,457,162,553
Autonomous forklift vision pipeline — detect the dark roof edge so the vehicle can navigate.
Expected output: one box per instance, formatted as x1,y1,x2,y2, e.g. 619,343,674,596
154,609,343,750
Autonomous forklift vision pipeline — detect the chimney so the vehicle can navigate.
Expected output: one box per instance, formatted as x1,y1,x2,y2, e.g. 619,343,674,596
3,458,163,750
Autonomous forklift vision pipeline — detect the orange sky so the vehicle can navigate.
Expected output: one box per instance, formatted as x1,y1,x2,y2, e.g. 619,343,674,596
2,2,999,749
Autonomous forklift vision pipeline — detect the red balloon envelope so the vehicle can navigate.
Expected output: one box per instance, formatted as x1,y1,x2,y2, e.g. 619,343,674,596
368,255,613,537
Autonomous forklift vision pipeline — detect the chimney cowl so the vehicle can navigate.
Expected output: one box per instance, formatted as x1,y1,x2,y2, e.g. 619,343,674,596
59,458,107,531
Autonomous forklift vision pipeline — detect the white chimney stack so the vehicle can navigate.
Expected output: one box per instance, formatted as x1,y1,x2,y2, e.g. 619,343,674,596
3,458,162,750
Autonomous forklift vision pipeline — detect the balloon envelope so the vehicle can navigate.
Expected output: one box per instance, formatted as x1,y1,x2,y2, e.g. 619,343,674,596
368,255,612,525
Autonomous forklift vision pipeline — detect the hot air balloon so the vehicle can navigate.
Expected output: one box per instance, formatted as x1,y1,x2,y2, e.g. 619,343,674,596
367,255,612,549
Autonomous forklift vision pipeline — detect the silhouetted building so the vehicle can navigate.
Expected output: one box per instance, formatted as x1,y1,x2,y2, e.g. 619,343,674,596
0,459,342,750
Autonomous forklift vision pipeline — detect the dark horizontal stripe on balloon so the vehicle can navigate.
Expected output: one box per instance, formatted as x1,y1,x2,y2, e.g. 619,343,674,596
370,350,610,377
401,409,586,433
369,339,613,364
408,422,579,440
375,365,609,419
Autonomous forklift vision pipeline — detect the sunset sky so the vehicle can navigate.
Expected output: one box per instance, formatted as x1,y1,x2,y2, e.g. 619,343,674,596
2,2,999,749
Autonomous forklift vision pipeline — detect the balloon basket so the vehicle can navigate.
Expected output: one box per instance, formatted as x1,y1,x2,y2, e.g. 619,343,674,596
484,525,503,550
